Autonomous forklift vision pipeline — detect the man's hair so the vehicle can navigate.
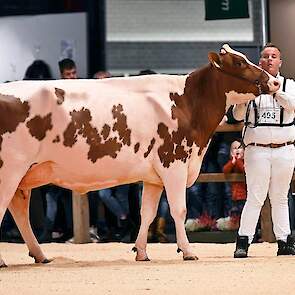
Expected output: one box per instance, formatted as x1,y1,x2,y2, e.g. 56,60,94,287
58,58,76,73
261,42,281,56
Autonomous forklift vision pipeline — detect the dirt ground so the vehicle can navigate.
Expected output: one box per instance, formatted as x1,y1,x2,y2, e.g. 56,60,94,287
1,242,295,295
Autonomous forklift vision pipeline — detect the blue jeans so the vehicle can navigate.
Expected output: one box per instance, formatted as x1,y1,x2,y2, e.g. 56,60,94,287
157,193,169,218
186,183,205,219
98,185,130,219
45,186,73,231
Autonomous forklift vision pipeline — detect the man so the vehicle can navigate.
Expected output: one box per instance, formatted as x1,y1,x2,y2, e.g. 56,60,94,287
233,43,295,257
58,58,78,79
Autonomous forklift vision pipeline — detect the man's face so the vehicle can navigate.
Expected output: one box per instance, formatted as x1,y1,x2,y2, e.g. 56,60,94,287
61,67,77,79
259,47,282,77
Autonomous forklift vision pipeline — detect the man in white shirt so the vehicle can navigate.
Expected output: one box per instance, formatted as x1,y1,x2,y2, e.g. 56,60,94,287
233,43,295,258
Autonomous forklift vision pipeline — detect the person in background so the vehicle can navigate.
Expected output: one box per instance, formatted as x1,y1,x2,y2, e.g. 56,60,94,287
39,58,78,243
233,43,295,258
148,192,169,243
223,140,246,218
58,58,78,79
24,60,52,80
93,71,111,79
89,70,134,242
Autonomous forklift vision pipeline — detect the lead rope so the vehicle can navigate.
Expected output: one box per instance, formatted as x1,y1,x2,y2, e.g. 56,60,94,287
240,80,263,148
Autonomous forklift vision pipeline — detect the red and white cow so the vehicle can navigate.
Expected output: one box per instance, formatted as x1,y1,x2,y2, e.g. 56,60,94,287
0,44,279,267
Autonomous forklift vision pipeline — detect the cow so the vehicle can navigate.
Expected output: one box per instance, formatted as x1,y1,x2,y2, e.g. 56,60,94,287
0,44,280,267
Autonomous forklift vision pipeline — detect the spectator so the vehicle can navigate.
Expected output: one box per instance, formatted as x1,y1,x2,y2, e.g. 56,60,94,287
93,71,111,79
39,59,78,243
24,60,52,80
88,70,135,242
58,58,78,79
223,140,246,218
148,192,169,243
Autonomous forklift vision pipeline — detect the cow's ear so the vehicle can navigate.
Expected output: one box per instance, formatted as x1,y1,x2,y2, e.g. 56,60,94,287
208,52,222,69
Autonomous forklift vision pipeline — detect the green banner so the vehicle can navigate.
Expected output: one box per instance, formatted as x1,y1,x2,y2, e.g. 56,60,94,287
205,0,249,20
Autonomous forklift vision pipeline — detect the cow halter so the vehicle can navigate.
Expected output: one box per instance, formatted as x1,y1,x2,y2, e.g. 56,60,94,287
216,62,266,96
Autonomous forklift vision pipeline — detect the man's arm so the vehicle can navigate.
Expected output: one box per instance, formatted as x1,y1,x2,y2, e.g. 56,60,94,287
274,79,295,111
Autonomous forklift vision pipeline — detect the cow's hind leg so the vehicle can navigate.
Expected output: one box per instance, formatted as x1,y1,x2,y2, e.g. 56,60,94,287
133,182,163,261
8,189,51,264
163,172,198,260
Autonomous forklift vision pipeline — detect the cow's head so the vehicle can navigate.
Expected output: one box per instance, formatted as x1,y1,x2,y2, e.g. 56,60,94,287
208,44,280,103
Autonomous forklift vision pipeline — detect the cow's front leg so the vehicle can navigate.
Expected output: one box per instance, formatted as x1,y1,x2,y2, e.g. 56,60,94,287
134,182,163,261
8,189,51,264
163,172,198,261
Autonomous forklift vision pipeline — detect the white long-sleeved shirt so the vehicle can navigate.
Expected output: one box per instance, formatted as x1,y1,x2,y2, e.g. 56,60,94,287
233,74,295,145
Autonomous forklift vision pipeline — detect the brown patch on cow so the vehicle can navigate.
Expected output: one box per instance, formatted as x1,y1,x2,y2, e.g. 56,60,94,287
157,66,226,167
144,138,155,158
55,88,65,105
112,104,131,146
101,124,111,140
63,105,131,163
134,142,140,153
157,92,194,168
0,94,30,135
157,123,178,168
26,113,53,141
0,94,30,169
52,135,60,143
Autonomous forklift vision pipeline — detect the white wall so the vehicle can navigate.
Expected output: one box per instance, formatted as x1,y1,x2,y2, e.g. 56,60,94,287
106,0,253,42
0,13,87,82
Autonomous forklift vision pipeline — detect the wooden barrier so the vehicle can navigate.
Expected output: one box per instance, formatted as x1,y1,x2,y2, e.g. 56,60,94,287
72,192,91,243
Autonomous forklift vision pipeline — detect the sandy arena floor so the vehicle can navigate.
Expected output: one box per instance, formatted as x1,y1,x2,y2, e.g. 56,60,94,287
1,242,295,295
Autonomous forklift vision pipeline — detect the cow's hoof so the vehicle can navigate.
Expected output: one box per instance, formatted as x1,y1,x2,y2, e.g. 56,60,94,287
0,261,8,268
183,255,199,261
177,248,199,261
41,258,53,264
132,247,150,261
29,252,53,264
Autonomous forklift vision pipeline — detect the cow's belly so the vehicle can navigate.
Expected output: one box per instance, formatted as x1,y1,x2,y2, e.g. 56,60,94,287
52,161,161,193
20,151,162,193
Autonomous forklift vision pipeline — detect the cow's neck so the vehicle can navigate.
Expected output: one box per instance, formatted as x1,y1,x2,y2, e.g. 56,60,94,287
171,64,226,152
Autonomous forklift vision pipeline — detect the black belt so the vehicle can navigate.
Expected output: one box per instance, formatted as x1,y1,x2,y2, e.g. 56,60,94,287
246,141,294,148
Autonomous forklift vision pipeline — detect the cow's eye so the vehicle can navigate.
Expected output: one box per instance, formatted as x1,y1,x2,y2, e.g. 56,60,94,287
235,61,243,67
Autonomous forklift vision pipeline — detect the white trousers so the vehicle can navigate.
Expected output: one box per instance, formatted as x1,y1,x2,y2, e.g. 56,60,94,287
238,144,295,243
